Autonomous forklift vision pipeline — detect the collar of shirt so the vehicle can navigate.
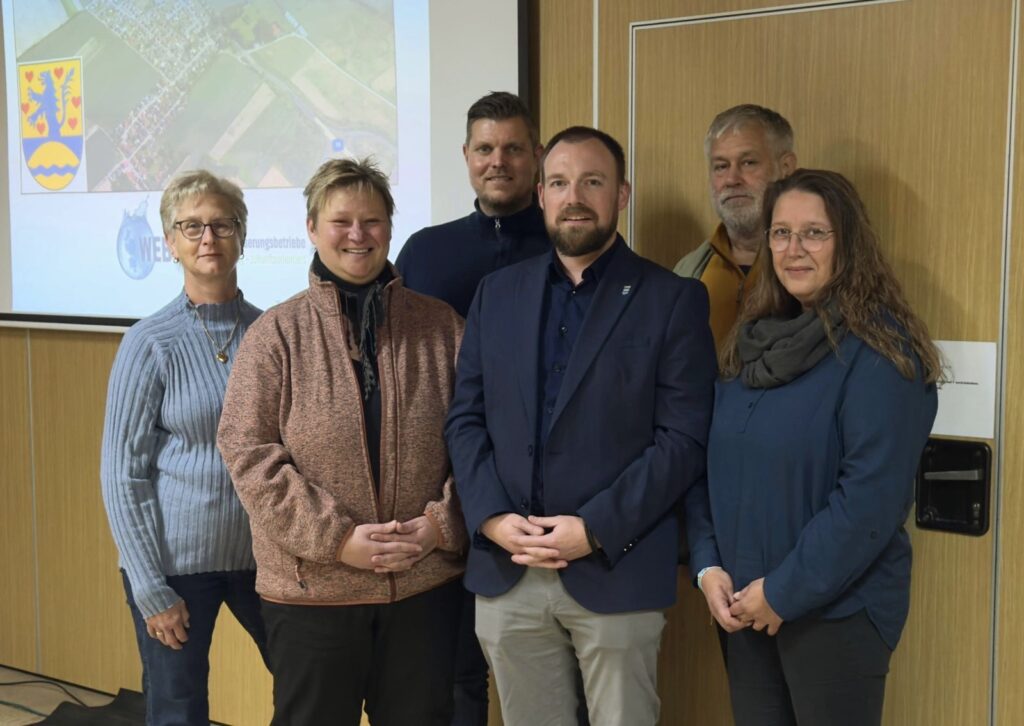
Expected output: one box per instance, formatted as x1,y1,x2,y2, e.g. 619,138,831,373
546,235,623,289
472,196,546,235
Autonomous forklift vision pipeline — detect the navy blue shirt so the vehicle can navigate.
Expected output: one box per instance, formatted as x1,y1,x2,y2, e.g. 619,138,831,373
686,332,936,648
531,238,622,514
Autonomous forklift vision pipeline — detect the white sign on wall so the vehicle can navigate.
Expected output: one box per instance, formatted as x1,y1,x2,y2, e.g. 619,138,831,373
933,341,997,439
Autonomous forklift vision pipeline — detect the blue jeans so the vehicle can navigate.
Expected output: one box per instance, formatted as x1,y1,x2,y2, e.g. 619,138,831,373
121,569,268,726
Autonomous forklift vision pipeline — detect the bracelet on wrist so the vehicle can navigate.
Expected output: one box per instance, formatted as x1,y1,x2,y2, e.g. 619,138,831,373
696,565,721,593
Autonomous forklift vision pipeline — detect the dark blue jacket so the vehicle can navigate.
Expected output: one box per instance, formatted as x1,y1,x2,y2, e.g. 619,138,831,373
396,199,550,318
685,332,937,648
446,241,717,613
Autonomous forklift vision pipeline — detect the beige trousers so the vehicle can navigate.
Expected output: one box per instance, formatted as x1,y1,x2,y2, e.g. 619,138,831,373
475,567,665,726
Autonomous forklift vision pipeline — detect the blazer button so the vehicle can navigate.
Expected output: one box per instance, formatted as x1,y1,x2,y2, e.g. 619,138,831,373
520,498,530,511
527,445,534,456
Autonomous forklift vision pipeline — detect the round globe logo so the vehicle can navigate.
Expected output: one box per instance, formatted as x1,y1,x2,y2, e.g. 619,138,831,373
116,201,157,280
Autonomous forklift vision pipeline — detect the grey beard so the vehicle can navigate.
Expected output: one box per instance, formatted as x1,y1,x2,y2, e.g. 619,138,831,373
719,205,763,240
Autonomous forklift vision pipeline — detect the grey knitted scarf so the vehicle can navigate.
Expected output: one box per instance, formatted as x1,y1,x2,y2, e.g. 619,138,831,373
737,306,845,388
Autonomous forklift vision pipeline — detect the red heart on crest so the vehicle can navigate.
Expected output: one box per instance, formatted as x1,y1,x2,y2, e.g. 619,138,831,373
25,71,33,82
36,121,45,134
68,118,78,129
21,103,28,114
54,67,64,79
72,96,81,108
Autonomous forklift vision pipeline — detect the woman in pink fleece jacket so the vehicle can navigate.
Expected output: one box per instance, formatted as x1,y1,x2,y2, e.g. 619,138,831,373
218,158,467,726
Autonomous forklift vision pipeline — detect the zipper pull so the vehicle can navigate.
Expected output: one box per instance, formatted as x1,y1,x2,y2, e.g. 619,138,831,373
494,217,501,232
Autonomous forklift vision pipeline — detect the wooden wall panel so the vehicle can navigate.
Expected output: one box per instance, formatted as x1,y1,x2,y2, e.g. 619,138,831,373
533,0,593,140
996,4,1024,720
30,330,140,691
598,0,776,196
208,611,274,724
0,330,37,671
658,581,732,725
631,0,1010,329
609,1,1008,724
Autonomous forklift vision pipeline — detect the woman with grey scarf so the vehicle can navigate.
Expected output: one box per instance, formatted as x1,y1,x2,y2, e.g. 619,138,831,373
685,169,941,726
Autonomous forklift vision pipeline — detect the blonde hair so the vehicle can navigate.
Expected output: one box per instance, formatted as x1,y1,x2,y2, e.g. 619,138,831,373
304,157,394,226
159,170,246,242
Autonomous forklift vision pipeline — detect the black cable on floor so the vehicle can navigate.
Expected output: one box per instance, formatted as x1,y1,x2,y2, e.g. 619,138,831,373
0,696,47,717
0,678,89,707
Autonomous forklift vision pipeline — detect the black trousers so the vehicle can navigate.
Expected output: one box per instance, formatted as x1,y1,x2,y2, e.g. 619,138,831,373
452,587,490,725
261,579,463,726
727,610,893,726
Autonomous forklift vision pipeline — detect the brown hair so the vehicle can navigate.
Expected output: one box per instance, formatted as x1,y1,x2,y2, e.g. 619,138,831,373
720,168,942,383
465,91,539,148
540,126,626,184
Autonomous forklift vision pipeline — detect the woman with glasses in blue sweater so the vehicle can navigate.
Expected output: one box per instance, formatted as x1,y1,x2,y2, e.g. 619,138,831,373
101,170,268,725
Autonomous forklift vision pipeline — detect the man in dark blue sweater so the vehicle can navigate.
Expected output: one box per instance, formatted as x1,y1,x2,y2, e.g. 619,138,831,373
396,92,553,726
396,91,550,319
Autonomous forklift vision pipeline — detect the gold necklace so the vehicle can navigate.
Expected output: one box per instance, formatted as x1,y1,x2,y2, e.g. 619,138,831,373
194,306,241,363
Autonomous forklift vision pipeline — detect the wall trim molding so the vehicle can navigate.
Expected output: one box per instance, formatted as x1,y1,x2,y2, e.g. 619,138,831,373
26,332,41,671
992,1,1020,723
625,0,904,244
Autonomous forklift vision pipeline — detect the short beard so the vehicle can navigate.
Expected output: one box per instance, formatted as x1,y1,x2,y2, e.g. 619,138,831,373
713,197,763,240
548,219,616,258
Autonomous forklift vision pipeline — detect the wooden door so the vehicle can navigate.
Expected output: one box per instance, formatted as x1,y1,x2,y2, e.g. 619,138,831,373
530,0,1022,722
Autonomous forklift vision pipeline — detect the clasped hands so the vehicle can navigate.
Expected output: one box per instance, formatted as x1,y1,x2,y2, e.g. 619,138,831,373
700,569,784,636
337,516,439,573
481,513,592,568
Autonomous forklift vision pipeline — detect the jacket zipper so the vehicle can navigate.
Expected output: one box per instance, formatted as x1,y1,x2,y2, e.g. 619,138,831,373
294,559,307,591
339,286,395,600
383,300,398,602
342,309,385,524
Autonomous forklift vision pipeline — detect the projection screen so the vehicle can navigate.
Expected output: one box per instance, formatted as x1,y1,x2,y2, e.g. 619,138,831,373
0,0,526,328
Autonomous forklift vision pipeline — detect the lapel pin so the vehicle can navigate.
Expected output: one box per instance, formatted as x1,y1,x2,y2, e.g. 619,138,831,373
621,285,631,296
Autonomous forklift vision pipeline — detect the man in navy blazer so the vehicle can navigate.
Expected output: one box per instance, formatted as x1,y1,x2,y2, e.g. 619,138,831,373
445,126,717,726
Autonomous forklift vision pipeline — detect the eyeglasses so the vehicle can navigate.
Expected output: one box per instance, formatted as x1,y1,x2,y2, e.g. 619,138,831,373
767,226,834,252
174,218,240,240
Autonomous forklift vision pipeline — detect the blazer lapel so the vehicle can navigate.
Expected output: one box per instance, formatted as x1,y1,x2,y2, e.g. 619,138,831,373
549,243,642,428
513,257,548,437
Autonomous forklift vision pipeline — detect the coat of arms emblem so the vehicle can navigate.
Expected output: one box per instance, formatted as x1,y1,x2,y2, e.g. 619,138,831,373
18,57,84,191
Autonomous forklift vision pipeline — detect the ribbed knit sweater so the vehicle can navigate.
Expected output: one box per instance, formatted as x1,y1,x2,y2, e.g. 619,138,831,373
100,290,262,619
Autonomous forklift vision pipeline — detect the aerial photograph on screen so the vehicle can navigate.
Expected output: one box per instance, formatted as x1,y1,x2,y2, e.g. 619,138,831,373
13,0,397,192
